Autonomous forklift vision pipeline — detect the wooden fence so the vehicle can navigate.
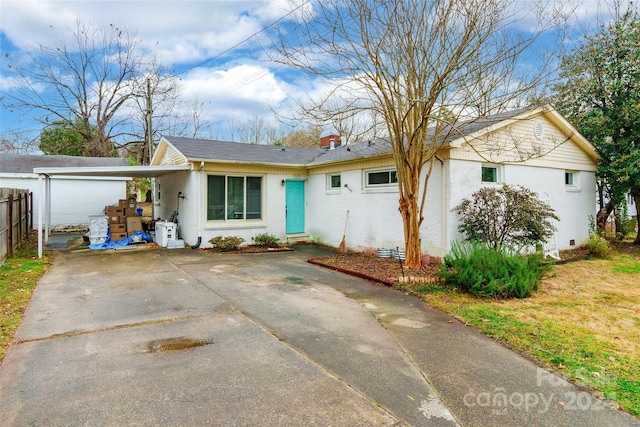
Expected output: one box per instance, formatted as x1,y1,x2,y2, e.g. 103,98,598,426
0,188,32,265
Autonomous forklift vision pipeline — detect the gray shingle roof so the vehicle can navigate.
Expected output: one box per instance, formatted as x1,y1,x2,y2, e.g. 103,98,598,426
0,153,128,174
163,136,395,166
164,136,326,165
163,108,535,166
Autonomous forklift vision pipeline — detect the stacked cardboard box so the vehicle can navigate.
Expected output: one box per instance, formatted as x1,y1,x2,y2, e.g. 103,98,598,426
105,198,143,241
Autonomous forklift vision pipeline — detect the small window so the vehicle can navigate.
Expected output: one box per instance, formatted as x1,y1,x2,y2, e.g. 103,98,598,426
366,169,397,186
481,166,499,183
565,172,574,186
328,174,341,189
565,171,581,191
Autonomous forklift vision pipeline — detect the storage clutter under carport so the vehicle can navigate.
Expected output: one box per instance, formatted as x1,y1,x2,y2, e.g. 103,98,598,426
88,198,153,250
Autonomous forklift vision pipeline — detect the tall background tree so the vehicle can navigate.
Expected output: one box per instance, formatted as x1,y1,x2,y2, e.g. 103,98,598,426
3,20,186,161
270,0,568,267
39,119,95,156
553,5,640,242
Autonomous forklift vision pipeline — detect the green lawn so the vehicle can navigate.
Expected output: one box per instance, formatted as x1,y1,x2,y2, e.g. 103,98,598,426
0,233,49,362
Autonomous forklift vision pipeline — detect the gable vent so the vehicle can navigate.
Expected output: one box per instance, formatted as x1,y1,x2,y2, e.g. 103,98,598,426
533,120,544,139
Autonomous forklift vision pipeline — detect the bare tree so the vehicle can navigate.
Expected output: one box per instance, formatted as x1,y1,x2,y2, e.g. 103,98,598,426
270,0,568,267
3,20,167,158
281,122,324,147
0,130,40,154
230,115,283,144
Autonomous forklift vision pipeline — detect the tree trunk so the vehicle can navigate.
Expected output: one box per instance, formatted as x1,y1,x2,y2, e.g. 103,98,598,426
596,199,615,231
398,176,422,269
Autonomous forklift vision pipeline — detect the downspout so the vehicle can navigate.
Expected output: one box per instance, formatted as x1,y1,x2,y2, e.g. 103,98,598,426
191,162,204,249
435,155,446,254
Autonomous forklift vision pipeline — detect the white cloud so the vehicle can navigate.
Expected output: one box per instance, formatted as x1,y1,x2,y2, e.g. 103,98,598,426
0,0,297,67
178,64,287,122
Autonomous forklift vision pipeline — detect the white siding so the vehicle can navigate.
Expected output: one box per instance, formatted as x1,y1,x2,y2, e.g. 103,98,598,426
450,114,597,172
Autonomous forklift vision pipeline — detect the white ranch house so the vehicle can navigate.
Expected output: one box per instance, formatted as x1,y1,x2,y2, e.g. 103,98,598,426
151,106,599,256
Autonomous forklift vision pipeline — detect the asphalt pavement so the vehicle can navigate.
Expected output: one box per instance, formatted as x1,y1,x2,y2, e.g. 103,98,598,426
0,242,637,426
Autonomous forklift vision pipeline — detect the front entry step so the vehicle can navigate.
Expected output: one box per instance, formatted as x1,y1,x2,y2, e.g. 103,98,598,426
286,233,309,244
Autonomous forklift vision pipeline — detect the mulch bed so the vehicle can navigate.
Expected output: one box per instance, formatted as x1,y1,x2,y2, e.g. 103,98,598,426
309,242,640,285
200,245,293,254
309,252,441,285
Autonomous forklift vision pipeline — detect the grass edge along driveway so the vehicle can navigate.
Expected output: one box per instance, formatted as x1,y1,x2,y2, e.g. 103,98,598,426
396,246,640,417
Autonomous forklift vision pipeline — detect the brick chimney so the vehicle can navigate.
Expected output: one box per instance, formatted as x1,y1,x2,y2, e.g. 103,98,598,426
320,134,341,149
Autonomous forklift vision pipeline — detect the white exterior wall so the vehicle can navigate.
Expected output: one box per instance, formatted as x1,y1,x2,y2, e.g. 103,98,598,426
445,160,596,251
0,173,127,229
306,164,445,255
157,170,296,248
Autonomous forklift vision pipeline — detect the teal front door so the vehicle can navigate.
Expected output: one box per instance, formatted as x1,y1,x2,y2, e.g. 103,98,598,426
285,181,305,234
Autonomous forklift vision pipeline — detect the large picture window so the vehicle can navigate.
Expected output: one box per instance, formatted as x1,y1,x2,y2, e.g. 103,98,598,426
207,175,262,221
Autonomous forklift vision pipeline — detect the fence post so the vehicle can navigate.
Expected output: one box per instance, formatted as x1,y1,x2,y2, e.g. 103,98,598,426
29,191,33,230
18,192,23,241
7,193,14,259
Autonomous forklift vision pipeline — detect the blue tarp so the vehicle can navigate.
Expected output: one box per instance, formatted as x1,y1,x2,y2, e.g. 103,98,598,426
89,231,153,250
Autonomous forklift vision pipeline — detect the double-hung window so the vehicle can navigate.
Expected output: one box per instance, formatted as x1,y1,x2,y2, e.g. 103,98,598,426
207,175,262,221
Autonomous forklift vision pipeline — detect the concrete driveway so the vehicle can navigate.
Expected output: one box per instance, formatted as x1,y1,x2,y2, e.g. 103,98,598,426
1,245,638,426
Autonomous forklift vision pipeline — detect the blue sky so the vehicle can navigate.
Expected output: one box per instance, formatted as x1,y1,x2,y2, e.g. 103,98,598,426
0,0,624,150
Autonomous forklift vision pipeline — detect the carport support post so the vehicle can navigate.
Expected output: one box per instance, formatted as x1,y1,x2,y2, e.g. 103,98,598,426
37,173,52,259
37,174,43,258
45,175,51,245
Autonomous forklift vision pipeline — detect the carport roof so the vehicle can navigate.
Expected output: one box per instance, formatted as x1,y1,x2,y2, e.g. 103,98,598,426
33,164,191,178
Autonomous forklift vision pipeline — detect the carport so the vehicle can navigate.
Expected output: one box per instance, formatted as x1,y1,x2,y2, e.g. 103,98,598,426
33,164,191,258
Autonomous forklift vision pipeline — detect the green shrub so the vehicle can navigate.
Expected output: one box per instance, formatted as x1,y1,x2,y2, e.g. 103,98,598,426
440,241,551,299
585,233,612,258
453,184,559,251
208,235,245,251
252,233,280,248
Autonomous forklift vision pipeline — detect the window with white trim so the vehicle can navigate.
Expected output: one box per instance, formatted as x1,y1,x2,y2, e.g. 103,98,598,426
565,171,579,186
328,173,341,189
365,168,397,187
481,165,500,183
207,175,262,221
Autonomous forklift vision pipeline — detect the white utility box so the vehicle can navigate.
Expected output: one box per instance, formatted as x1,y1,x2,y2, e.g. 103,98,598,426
155,221,176,247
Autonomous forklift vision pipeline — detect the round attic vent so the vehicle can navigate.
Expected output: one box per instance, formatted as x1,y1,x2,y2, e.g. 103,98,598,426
533,120,544,139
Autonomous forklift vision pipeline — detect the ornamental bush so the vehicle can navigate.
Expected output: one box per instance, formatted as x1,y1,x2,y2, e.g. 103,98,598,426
585,233,612,259
208,235,245,251
440,241,551,299
453,184,559,251
252,233,280,248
